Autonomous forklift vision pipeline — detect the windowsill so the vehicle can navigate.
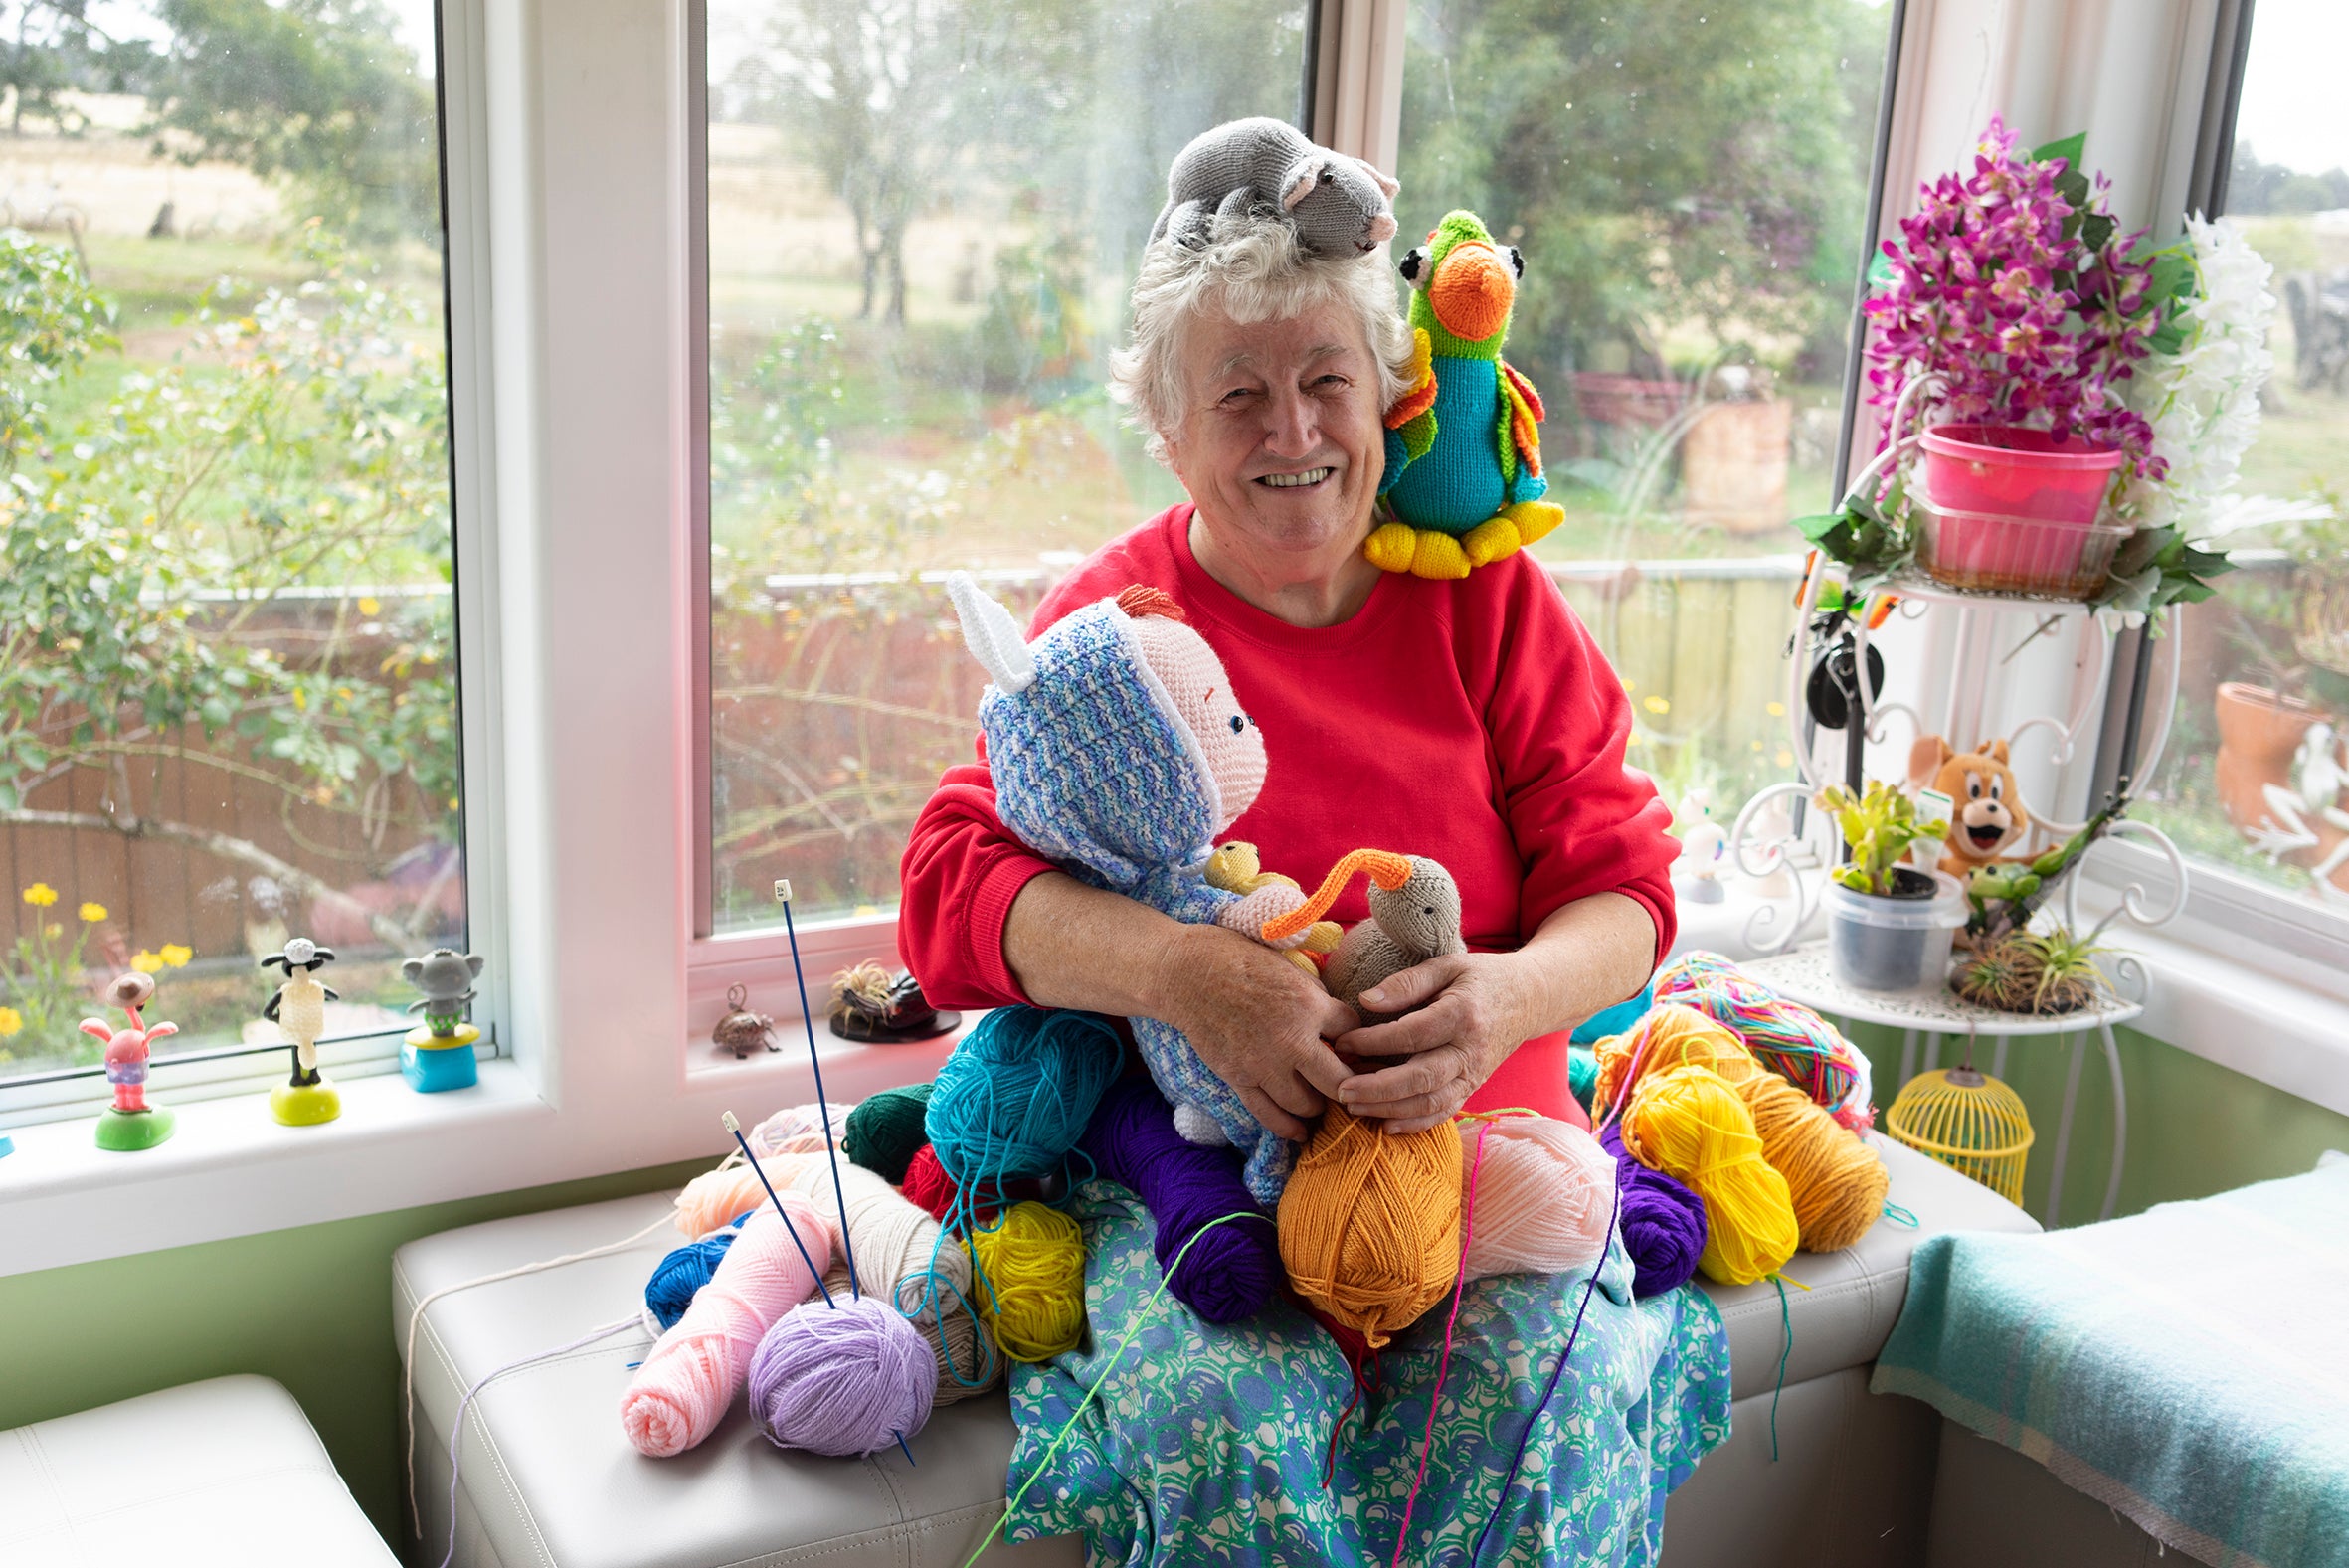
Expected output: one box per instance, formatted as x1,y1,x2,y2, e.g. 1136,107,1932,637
0,1060,555,1277
1670,872,2349,1121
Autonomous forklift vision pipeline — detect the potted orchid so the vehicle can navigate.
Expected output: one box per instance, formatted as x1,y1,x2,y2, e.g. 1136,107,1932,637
1798,120,2257,611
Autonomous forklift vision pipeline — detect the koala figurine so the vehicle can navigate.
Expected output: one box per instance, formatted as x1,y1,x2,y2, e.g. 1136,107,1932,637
403,947,485,1037
1323,855,1466,1020
1151,116,1400,257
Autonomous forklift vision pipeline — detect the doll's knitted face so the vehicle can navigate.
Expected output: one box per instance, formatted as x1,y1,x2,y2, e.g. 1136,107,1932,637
1126,610,1266,830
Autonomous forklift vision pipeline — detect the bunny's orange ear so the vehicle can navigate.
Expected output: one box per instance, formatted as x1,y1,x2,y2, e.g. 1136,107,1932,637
1261,848,1413,942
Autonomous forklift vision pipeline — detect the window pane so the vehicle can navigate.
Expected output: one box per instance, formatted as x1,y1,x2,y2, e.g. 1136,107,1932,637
0,3,461,1083
2133,0,2349,913
1395,0,1897,810
707,0,1311,930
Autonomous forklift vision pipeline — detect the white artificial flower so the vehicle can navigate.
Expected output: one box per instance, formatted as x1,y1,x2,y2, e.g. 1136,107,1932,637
2119,216,2284,540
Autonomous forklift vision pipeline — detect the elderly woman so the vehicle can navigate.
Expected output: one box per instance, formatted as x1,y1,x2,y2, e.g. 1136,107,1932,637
902,211,1727,1562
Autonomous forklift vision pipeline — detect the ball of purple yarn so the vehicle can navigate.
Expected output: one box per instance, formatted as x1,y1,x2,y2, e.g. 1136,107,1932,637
1079,1074,1280,1324
1598,1121,1709,1299
748,1296,937,1457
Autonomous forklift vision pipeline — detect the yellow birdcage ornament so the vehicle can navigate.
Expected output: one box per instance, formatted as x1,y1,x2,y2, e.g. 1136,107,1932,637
1886,1066,2035,1206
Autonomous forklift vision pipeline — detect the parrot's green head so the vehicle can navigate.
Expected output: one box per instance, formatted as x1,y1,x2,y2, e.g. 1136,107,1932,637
1398,210,1521,360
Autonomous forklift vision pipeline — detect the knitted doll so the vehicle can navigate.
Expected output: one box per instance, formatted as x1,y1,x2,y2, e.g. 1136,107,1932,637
1371,210,1567,579
947,574,1312,1202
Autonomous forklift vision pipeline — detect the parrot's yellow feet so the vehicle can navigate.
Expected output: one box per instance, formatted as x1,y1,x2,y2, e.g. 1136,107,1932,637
1463,516,1523,567
1281,950,1322,978
1505,499,1565,547
1410,530,1472,579
1364,522,1420,574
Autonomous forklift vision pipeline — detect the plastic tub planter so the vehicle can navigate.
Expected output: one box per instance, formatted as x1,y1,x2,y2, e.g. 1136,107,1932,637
1822,868,1966,992
1915,498,2129,600
1918,424,2123,523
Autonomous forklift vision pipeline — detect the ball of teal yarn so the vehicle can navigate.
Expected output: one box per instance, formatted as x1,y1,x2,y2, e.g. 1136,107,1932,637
925,1007,1122,1195
1567,1047,1600,1117
843,1083,936,1183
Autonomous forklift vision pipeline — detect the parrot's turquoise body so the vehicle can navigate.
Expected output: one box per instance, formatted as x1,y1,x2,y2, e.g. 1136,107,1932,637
1369,210,1564,579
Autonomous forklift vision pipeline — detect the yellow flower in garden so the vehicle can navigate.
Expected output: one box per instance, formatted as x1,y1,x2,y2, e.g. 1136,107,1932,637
0,1006,20,1038
22,883,58,908
1765,701,1786,717
358,596,382,616
80,902,107,923
160,944,193,968
1643,695,1671,715
132,951,165,974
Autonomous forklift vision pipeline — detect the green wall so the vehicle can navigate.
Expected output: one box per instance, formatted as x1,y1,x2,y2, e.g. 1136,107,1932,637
0,1154,710,1548
3,1031,2343,1558
1847,1023,2349,1224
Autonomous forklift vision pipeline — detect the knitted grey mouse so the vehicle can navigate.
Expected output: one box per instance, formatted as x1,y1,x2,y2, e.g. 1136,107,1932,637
1151,116,1400,257
1324,855,1467,1019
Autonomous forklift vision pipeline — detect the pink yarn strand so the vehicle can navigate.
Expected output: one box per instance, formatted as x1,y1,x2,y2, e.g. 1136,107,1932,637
1391,1118,1490,1567
619,1196,835,1457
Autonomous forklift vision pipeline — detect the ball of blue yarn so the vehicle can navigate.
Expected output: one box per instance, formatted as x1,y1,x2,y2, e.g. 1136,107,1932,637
643,1209,755,1330
925,1006,1122,1198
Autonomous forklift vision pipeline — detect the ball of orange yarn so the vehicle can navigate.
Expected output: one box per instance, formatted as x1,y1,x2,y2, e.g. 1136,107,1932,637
1601,1005,1887,1254
1277,1111,1461,1349
1620,1063,1798,1287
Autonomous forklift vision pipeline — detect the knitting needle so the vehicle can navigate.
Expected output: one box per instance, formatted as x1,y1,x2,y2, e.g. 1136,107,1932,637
721,1111,835,1308
774,880,914,1466
777,878,864,1303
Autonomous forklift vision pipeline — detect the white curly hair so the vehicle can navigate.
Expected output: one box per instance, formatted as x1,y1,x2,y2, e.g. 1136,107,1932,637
1108,215,1415,465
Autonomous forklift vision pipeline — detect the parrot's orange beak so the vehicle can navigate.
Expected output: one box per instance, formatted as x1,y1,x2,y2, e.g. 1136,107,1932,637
1428,242,1514,343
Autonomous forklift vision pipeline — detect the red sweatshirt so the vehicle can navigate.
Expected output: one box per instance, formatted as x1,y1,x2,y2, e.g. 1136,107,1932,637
899,504,1678,1123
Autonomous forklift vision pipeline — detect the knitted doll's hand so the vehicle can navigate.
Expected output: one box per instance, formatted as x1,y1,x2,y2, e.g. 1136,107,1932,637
1216,884,1312,950
1152,922,1359,1141
1327,951,1545,1134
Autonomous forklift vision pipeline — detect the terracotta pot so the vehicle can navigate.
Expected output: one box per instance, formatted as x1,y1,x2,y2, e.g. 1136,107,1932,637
2213,682,2349,888
1682,398,1792,536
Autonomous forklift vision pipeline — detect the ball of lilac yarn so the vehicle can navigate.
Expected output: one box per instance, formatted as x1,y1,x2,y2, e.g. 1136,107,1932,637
1598,1120,1709,1299
1079,1074,1279,1324
748,1296,937,1457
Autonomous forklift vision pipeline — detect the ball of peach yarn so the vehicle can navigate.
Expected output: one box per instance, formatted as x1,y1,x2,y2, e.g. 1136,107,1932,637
673,1154,815,1238
1459,1116,1617,1281
620,1193,835,1457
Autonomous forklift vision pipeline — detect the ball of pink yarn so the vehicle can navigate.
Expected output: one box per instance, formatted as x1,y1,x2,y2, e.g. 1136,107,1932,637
620,1195,835,1457
1460,1117,1617,1281
749,1294,937,1457
673,1154,813,1238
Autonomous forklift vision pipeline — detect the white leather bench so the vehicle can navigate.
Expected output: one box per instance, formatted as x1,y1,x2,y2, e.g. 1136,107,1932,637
396,1136,2034,1568
1,1374,398,1568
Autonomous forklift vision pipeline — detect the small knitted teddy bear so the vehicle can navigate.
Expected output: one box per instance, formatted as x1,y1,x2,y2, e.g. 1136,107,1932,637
948,574,1312,1202
1203,841,1343,978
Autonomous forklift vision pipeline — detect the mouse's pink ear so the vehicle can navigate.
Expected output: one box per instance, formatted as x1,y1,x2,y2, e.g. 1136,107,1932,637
1357,157,1400,199
1281,154,1330,211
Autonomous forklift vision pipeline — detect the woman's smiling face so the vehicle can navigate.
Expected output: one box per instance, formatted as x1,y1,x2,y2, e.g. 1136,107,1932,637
1163,298,1386,566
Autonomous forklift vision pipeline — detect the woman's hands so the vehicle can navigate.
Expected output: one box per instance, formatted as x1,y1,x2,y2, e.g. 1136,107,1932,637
1330,951,1548,1133
1150,921,1359,1141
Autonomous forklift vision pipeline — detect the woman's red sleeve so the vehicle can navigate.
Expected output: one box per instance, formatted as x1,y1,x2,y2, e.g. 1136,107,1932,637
896,748,1053,1009
1482,567,1681,965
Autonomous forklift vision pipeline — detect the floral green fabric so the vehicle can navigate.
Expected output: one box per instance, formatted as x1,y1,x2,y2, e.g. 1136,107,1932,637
1005,1179,1731,1566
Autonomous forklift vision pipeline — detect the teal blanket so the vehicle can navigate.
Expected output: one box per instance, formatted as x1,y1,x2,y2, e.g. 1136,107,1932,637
1006,1178,1730,1565
1873,1163,2349,1568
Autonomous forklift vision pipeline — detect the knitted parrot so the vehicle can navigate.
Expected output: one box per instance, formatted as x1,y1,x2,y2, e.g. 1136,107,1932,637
1370,211,1565,579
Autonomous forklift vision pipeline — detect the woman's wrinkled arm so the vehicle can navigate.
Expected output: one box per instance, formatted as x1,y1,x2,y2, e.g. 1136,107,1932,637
1003,872,1359,1141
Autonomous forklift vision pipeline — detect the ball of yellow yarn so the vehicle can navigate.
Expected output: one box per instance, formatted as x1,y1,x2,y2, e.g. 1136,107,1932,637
1621,1064,1799,1286
969,1200,1086,1363
1278,1111,1462,1349
1602,1005,1887,1254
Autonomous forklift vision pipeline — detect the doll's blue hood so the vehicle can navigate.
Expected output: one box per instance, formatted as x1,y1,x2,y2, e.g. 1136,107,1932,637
980,601,1220,894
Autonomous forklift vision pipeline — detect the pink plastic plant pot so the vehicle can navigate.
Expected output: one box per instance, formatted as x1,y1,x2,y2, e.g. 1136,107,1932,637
1917,424,2123,525
1914,496,2130,601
